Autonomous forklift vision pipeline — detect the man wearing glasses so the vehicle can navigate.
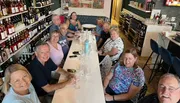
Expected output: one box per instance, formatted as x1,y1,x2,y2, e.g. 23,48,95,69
138,73,180,103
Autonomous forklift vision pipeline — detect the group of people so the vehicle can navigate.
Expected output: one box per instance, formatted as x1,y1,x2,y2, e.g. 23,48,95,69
0,11,180,103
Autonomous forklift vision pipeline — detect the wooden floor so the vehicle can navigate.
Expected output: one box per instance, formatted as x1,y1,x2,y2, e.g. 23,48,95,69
111,19,160,95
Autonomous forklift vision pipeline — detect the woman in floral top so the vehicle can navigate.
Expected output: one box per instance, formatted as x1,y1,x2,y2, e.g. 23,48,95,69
98,27,124,62
103,48,145,103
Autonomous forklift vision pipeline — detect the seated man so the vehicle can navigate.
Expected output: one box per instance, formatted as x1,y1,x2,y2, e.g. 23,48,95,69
138,73,180,103
97,22,111,49
49,14,61,33
28,42,75,103
93,18,104,42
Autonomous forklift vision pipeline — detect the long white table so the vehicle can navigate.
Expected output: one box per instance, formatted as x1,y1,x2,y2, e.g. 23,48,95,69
52,32,105,103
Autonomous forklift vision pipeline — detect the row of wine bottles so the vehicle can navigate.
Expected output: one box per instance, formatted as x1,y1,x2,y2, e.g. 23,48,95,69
0,18,15,40
0,17,51,63
23,7,51,26
31,0,52,7
0,0,27,17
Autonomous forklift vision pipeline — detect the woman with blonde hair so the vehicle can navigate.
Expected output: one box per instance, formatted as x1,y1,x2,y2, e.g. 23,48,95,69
2,64,40,103
98,27,124,62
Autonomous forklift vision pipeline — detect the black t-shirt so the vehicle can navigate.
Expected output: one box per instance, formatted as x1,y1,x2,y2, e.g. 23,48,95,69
138,93,180,103
98,30,110,49
28,57,57,96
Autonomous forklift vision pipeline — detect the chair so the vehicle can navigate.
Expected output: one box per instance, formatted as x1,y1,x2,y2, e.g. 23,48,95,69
142,39,160,70
172,57,180,77
99,55,112,81
149,47,173,83
132,83,147,103
142,39,161,83
159,47,173,72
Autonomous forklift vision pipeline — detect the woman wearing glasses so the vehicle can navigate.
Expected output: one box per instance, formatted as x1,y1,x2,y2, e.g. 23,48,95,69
138,73,180,103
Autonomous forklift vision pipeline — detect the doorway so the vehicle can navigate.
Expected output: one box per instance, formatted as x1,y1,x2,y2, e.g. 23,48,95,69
111,0,123,23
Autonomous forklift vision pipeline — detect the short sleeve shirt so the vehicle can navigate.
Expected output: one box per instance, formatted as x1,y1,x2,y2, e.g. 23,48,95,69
2,84,40,103
49,24,60,33
103,37,124,61
28,57,57,96
47,42,64,66
98,30,110,48
109,63,145,94
59,35,70,59
95,25,103,41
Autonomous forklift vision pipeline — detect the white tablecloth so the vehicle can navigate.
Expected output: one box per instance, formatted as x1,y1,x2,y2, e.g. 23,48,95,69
52,32,105,103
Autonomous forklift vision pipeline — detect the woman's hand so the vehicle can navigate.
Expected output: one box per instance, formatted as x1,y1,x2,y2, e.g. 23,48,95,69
98,50,103,55
105,93,113,101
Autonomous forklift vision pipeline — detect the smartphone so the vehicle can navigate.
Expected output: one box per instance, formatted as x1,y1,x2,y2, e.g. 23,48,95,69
69,55,77,58
73,51,80,55
67,69,76,73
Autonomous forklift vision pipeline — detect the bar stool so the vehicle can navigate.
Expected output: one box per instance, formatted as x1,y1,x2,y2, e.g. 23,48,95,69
142,39,160,70
172,57,180,77
149,47,173,83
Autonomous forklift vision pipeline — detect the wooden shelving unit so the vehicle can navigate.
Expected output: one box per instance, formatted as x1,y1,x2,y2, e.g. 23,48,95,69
128,4,151,13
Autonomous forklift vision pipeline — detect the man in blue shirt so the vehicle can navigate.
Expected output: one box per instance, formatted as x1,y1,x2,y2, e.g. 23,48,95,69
93,18,104,42
49,14,61,33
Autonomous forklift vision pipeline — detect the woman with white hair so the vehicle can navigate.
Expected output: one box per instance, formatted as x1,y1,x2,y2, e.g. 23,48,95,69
2,64,40,103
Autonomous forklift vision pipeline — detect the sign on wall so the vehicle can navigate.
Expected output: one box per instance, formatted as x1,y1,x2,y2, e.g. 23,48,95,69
69,0,104,9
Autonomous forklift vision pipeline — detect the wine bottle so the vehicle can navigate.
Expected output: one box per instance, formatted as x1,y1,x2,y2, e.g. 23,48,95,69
1,0,8,16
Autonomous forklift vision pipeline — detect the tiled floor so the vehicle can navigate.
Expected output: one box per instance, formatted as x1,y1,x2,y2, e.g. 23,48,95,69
111,19,159,95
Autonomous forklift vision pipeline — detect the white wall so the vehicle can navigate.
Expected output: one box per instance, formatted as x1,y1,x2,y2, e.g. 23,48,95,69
52,0,112,18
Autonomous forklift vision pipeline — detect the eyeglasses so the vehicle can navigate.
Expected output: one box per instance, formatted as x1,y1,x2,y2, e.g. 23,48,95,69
158,84,180,93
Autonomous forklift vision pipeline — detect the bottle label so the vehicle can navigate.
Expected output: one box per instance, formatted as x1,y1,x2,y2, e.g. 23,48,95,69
4,30,7,37
14,45,17,51
15,7,19,12
24,5,27,11
11,7,16,13
2,8,8,15
8,28,12,34
11,27,15,33
20,7,24,12
1,32,5,39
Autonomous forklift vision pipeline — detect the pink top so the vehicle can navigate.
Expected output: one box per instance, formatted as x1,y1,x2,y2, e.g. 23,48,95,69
47,42,64,66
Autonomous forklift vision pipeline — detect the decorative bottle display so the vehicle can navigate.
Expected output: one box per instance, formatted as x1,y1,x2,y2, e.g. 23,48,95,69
0,0,52,77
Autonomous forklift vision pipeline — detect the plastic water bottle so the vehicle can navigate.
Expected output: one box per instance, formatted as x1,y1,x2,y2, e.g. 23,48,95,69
84,39,89,55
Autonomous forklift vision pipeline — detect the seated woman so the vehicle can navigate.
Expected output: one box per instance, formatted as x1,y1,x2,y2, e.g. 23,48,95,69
2,64,40,103
98,27,124,62
103,48,145,103
47,30,64,66
66,12,82,34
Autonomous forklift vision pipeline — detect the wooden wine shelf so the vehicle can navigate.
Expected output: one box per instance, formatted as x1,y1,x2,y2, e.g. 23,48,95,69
0,11,28,21
30,3,54,9
0,13,52,44
128,4,151,13
0,24,52,66
27,13,52,28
